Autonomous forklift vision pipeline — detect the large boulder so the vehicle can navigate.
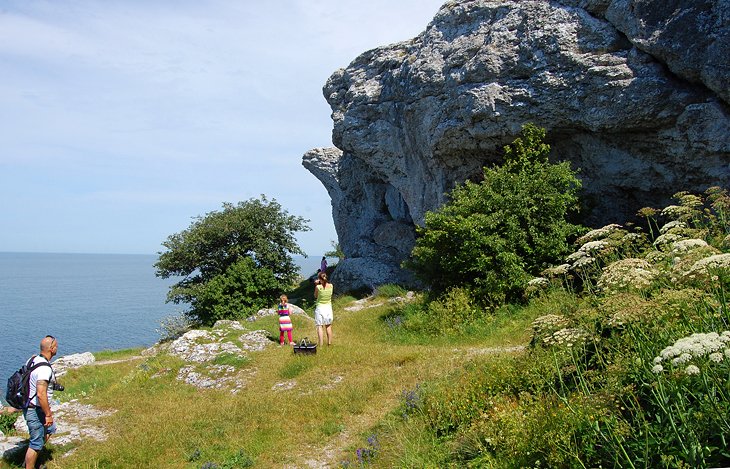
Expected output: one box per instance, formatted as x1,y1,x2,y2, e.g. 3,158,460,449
303,0,730,292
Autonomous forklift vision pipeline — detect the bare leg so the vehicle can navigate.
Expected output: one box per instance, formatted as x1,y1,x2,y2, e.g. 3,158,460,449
317,325,324,346
325,324,333,345
25,447,39,469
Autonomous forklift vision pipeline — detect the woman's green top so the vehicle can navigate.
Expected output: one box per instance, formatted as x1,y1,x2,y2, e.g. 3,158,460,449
316,283,333,305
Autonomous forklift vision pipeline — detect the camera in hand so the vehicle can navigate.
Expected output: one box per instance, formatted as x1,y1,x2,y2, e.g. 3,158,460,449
51,382,64,392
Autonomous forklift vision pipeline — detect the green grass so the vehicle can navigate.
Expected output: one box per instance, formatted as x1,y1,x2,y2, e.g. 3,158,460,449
4,210,728,468
1,290,521,468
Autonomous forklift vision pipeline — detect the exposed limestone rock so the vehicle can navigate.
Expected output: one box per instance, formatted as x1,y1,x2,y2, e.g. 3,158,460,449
53,352,96,378
155,322,272,390
3,400,114,459
303,0,730,291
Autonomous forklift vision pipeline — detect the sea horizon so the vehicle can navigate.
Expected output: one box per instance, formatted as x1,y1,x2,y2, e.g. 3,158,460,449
0,251,332,402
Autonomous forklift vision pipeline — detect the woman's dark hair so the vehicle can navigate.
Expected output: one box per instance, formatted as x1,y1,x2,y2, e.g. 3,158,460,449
318,271,328,286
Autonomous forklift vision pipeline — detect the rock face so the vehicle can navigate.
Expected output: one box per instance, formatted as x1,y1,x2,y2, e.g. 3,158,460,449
303,0,730,292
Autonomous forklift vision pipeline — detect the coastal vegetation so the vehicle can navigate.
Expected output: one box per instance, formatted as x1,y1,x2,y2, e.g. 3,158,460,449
2,129,728,468
406,123,583,304
154,196,310,325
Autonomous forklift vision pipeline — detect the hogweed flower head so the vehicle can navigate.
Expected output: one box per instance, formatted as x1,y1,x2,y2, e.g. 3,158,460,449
597,258,657,293
532,314,570,334
671,239,708,254
542,264,571,277
543,328,590,347
527,277,550,287
637,207,658,218
653,233,685,251
683,253,730,282
675,192,703,210
653,331,730,375
576,224,624,245
661,204,692,220
660,220,687,235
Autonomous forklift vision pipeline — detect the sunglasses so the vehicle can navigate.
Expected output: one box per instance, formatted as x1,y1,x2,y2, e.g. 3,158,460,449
45,335,56,347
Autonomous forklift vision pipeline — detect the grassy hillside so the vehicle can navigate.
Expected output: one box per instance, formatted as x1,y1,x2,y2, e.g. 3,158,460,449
2,189,729,468
0,286,536,468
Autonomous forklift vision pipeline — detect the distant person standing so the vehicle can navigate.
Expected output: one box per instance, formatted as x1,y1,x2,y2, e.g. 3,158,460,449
24,335,59,469
314,271,334,346
320,256,328,274
277,295,295,346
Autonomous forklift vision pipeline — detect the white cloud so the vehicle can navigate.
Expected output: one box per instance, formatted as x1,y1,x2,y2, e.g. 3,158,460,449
0,0,445,254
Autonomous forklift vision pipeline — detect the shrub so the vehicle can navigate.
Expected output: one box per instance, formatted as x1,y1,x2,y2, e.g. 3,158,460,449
156,313,197,342
155,196,309,325
0,412,17,434
405,123,583,304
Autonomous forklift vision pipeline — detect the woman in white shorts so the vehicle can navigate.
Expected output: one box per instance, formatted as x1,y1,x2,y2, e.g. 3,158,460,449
314,271,334,346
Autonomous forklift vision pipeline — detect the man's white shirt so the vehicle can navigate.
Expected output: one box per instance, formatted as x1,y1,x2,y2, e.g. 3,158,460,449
28,356,54,407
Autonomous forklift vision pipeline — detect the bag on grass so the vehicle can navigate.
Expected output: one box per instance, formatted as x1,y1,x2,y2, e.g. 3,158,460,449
293,337,317,355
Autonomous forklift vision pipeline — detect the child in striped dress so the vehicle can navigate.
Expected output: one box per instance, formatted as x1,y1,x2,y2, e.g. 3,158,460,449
278,295,294,346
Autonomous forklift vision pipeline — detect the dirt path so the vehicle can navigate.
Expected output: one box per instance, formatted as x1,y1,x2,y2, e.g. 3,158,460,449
287,343,527,468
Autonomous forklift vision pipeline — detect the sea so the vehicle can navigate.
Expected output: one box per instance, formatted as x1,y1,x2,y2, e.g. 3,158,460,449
0,252,324,401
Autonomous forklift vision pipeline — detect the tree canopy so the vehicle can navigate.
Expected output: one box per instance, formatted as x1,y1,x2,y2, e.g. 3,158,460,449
405,124,583,305
155,196,310,324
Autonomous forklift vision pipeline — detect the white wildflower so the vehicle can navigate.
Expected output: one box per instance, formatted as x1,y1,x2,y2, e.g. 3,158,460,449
659,220,687,235
566,251,586,262
543,264,571,277
684,254,730,281
653,233,685,251
527,277,550,287
581,240,609,253
684,365,700,375
672,353,692,365
621,232,644,245
661,205,691,219
671,239,708,254
652,364,664,374
543,328,590,347
576,224,623,245
532,314,569,334
658,331,730,371
572,255,596,269
597,258,657,292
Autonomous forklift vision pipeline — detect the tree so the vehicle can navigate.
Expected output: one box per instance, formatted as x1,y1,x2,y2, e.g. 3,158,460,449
155,196,310,324
324,240,344,261
405,124,583,304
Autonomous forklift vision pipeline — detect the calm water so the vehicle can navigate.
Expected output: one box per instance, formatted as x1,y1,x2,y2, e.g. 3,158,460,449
0,252,180,398
0,252,325,400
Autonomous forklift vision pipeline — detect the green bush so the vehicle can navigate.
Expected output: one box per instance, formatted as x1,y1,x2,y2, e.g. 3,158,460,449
193,258,280,323
0,411,17,434
406,123,583,305
386,288,484,336
155,196,309,325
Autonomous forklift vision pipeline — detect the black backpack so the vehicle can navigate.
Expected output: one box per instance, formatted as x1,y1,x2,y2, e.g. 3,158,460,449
5,356,51,409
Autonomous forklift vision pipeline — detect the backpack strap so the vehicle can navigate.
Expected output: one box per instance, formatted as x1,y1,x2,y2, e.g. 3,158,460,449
25,356,53,408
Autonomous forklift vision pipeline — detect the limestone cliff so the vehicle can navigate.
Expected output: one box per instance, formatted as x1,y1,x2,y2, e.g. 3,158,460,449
303,0,730,292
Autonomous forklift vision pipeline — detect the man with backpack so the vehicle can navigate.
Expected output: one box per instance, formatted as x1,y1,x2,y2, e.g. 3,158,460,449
22,335,59,469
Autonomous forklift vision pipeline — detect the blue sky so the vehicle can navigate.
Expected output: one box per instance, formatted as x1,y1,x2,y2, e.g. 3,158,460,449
0,0,444,256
